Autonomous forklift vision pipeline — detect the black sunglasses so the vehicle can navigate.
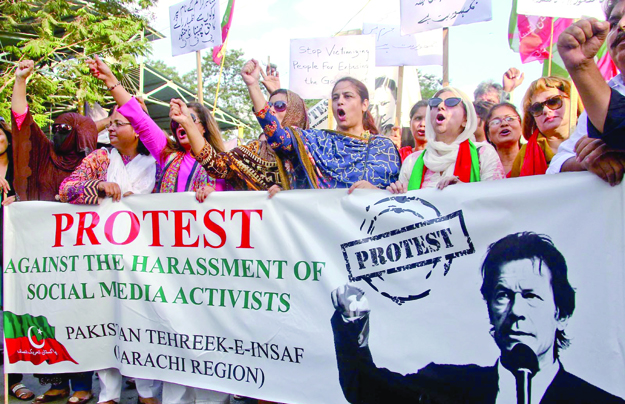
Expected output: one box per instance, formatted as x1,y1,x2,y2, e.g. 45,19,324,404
52,123,73,136
529,95,566,117
170,112,198,133
428,97,462,108
269,101,287,112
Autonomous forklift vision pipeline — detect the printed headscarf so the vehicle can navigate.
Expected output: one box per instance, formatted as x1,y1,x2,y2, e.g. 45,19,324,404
281,90,310,130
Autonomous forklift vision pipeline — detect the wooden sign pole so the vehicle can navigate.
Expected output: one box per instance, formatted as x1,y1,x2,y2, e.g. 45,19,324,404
395,66,405,128
196,51,204,105
443,27,450,87
547,18,555,77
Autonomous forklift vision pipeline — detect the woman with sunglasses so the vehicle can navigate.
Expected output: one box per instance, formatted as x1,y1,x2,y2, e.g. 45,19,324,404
189,85,309,195
11,60,98,202
484,103,523,176
86,56,227,201
242,59,399,191
512,76,583,177
387,87,504,192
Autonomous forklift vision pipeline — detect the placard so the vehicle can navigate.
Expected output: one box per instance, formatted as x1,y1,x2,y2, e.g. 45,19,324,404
363,23,443,67
400,0,493,35
169,0,222,57
289,36,375,99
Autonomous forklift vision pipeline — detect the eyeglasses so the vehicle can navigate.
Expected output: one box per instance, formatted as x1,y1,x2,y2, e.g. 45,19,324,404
52,123,73,136
428,97,462,108
488,116,519,128
170,112,199,133
106,120,132,130
528,95,566,117
269,101,287,112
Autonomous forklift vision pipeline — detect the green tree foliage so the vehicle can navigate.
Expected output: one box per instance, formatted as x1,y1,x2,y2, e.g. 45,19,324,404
181,49,257,139
418,71,443,100
0,0,156,127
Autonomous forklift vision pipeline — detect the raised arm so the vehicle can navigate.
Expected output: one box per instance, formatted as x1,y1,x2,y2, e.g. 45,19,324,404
242,59,295,154
87,56,167,163
558,18,611,132
260,63,281,94
11,60,34,115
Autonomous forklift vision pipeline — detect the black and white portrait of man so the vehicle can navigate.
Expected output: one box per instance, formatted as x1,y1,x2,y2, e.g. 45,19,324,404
331,232,625,403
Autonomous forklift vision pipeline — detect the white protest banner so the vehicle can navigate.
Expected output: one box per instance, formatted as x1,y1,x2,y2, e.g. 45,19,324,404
169,0,222,57
289,36,375,99
400,0,493,35
4,174,625,403
517,0,604,19
363,23,443,67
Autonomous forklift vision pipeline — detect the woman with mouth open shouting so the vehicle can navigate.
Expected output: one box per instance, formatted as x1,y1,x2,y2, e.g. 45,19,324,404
86,55,227,201
387,87,505,192
484,102,523,176
509,76,583,177
241,59,400,192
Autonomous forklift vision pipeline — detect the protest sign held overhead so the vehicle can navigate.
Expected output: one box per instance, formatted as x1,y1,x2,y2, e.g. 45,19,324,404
516,0,604,19
400,0,493,35
362,23,443,66
169,0,222,57
289,35,375,99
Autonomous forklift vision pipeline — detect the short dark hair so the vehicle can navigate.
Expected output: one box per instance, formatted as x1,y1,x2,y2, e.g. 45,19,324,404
474,80,503,102
483,102,521,142
480,232,576,356
605,0,621,19
409,100,429,120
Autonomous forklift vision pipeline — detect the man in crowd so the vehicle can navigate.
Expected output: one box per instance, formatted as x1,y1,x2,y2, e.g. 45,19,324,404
331,232,624,403
474,68,525,104
548,0,625,185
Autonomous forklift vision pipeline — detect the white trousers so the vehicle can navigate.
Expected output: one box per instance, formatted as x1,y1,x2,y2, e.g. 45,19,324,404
162,382,230,404
97,368,161,402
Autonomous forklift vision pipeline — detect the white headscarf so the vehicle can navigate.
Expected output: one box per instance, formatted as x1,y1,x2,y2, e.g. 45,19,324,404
106,148,156,195
423,87,478,175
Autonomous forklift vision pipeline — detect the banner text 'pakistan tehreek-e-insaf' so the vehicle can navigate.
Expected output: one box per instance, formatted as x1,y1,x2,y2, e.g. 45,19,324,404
4,173,625,403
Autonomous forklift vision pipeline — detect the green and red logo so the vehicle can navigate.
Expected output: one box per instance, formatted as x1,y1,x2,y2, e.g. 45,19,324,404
3,312,78,365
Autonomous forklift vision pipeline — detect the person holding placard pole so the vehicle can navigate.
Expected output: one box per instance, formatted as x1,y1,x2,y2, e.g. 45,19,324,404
386,87,504,193
241,59,399,192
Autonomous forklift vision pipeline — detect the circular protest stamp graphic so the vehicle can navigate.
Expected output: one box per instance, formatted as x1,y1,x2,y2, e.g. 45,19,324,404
341,195,475,305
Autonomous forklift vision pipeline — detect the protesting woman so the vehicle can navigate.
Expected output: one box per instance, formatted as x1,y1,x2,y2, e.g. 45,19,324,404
387,87,504,193
11,60,97,202
86,55,231,404
241,59,400,192
58,105,158,404
190,86,309,193
398,100,428,162
510,76,582,177
484,103,523,176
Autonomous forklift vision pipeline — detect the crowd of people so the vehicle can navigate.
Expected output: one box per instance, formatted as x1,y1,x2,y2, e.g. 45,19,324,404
2,0,625,402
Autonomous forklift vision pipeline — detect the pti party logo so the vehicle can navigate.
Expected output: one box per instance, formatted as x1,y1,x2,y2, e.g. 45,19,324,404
4,311,78,365
341,196,475,305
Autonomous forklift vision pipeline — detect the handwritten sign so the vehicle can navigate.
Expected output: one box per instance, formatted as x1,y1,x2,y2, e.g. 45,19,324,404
516,0,604,19
400,0,493,35
363,23,443,66
289,36,376,99
169,0,222,57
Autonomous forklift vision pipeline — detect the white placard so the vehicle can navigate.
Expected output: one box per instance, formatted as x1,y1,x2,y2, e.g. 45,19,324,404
169,0,222,57
516,0,604,19
289,36,376,99
400,0,493,35
363,23,443,67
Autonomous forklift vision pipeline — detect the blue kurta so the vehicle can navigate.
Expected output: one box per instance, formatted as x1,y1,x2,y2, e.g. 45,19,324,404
255,105,400,189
